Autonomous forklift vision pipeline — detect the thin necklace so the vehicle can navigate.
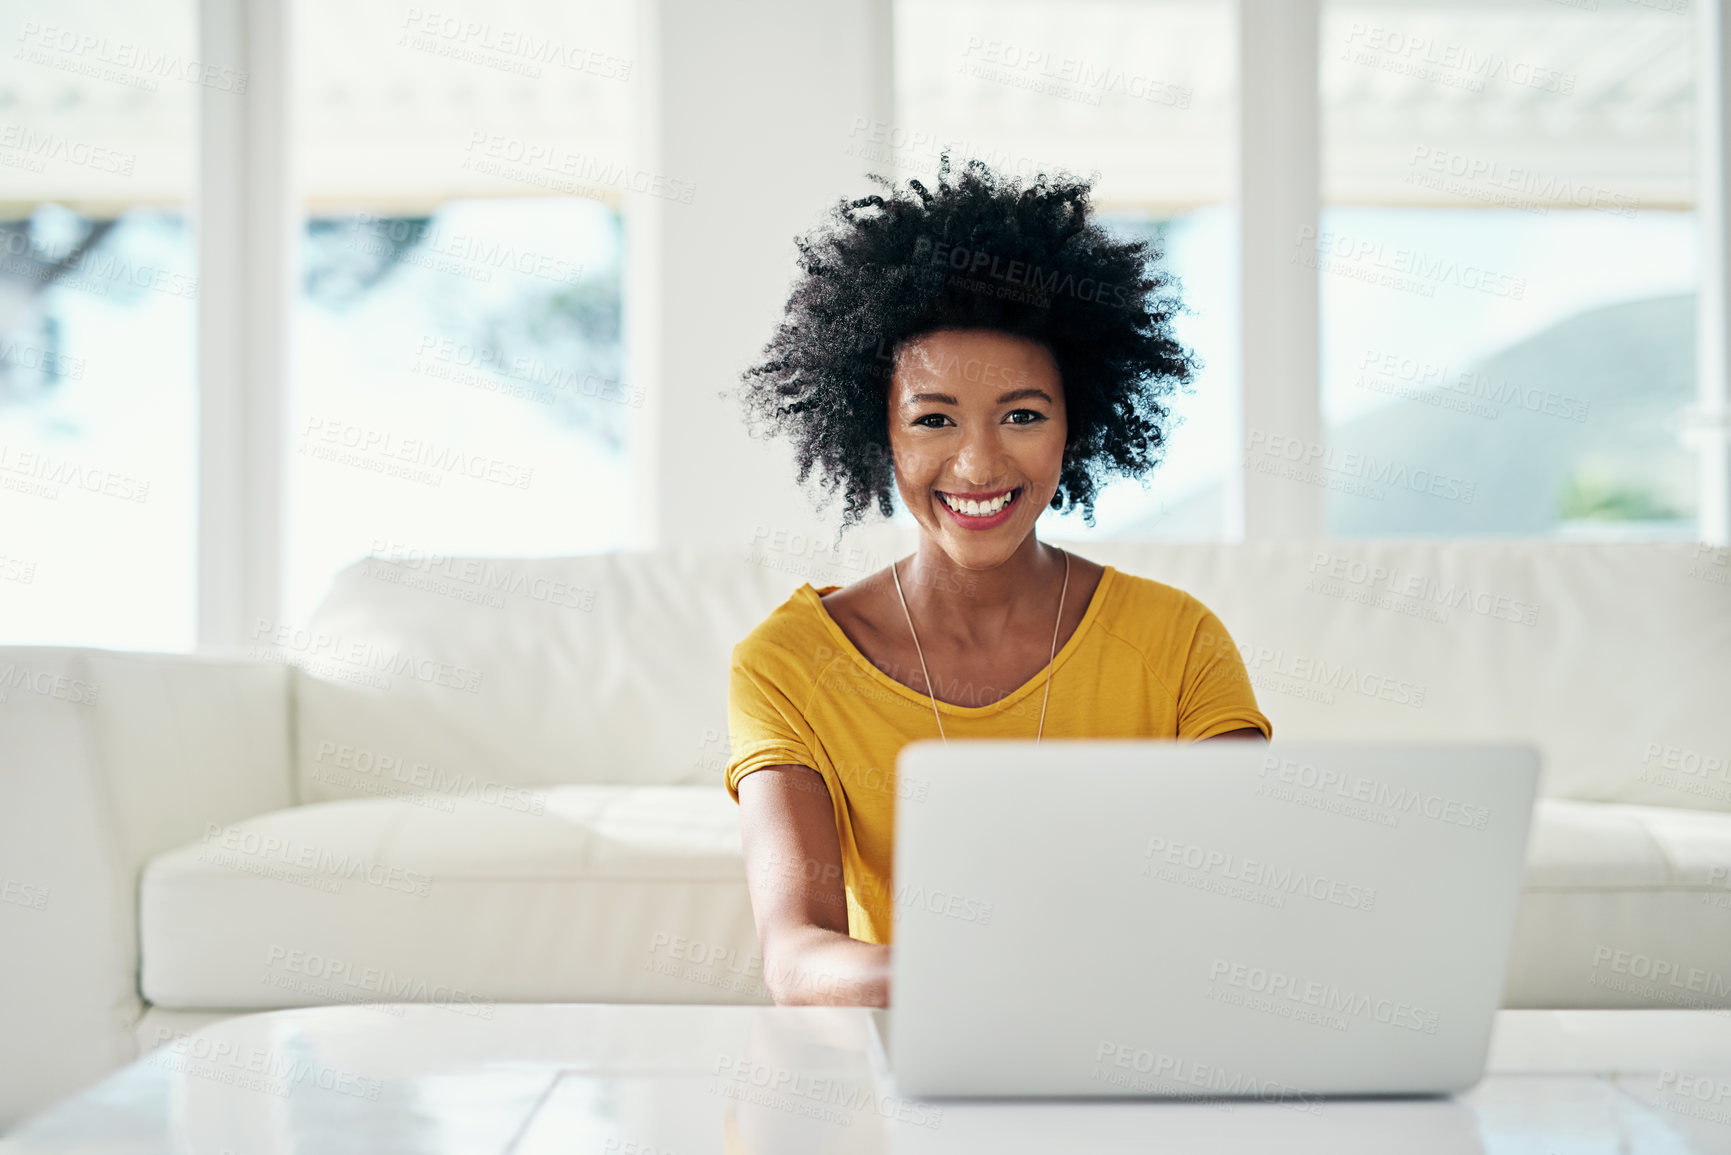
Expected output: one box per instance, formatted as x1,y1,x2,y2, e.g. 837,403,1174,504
891,546,1070,744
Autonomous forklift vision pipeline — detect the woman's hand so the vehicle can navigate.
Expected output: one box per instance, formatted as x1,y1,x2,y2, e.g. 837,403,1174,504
737,765,891,1006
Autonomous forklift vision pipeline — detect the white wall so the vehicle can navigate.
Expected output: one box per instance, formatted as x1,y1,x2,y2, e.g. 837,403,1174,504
632,0,895,556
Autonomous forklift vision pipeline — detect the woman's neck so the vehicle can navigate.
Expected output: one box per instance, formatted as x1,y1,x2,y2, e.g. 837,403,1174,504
899,534,1067,649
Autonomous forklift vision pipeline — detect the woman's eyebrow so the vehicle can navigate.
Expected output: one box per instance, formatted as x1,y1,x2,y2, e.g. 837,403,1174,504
903,388,1053,406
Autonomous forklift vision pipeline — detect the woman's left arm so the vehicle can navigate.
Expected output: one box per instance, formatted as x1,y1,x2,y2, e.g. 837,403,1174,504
1201,727,1265,741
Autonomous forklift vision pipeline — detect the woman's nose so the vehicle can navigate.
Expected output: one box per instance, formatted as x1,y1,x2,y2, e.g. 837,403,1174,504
952,429,1005,483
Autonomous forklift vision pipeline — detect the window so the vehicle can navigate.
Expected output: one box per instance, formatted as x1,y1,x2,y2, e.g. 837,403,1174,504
0,0,200,648
1,0,1717,651
286,0,639,624
1319,0,1696,537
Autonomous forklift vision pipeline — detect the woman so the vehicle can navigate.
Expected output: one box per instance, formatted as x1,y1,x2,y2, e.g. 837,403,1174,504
726,158,1271,1007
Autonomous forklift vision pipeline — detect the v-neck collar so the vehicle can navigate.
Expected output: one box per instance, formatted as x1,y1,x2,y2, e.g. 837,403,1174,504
799,565,1117,715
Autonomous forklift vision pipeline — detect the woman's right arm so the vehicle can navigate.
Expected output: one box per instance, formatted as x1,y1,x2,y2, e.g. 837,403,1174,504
736,765,891,1007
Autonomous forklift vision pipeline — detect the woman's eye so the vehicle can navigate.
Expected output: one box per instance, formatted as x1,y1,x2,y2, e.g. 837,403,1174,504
1006,409,1046,425
912,413,950,428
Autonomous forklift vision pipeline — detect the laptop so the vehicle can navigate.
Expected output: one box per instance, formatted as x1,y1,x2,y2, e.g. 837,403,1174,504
873,740,1538,1100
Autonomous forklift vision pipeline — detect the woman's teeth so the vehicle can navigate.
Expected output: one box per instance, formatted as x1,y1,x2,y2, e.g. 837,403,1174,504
939,488,1017,517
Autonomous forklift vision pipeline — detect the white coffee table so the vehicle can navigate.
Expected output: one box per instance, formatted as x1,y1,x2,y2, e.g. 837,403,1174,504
4,1006,1730,1153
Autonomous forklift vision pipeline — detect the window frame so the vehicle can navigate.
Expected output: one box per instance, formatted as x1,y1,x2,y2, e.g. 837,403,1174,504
190,0,1731,650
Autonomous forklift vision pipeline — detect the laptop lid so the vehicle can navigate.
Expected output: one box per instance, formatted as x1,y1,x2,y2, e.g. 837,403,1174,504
887,741,1539,1099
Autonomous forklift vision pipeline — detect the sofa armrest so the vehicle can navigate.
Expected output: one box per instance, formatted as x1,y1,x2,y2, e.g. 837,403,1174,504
0,647,293,1129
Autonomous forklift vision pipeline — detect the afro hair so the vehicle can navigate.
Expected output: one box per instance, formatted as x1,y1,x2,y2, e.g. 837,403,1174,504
735,155,1197,529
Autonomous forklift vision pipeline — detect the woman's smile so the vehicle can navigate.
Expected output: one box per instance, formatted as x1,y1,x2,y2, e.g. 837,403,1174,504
935,485,1022,528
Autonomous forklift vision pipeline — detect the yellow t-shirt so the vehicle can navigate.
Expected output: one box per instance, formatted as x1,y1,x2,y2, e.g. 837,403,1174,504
724,564,1272,944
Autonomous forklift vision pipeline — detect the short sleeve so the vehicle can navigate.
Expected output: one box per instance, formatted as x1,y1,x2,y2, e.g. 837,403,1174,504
1177,605,1273,740
724,641,820,803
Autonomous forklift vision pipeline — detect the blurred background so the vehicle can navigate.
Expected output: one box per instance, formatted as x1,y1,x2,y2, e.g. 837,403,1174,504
0,0,1716,650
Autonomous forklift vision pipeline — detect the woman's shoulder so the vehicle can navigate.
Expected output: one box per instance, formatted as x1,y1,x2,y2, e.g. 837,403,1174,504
1096,566,1213,621
732,582,848,676
1092,566,1234,654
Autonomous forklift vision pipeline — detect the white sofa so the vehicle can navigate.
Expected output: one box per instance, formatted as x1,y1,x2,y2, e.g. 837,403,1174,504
4,532,1730,1127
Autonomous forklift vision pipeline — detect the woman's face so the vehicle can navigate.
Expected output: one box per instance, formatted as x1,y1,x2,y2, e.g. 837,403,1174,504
887,328,1068,569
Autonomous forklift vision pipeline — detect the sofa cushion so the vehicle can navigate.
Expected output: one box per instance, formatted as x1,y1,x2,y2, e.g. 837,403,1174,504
290,526,917,804
1505,799,1731,1007
140,786,769,1010
289,539,1731,813
141,791,1731,1011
